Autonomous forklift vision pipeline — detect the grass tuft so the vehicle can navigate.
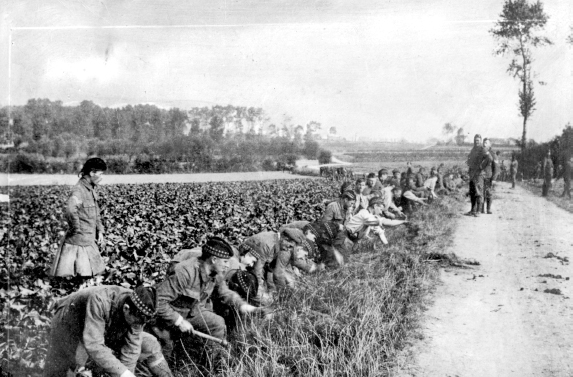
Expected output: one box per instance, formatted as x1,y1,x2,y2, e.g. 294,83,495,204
176,195,465,377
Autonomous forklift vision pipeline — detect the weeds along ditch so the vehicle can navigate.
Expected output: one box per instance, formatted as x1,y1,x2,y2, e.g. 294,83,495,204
0,179,463,376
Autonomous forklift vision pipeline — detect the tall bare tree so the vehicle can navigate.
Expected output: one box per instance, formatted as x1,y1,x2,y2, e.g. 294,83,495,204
490,0,552,152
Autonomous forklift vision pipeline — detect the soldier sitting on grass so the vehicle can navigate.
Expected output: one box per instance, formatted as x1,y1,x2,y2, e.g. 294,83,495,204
345,197,408,250
401,177,429,212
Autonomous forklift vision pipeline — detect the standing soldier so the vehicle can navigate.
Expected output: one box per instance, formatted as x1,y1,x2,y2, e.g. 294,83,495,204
480,138,499,214
561,155,572,199
542,150,554,197
50,158,107,285
534,161,542,183
510,154,518,189
465,134,489,217
44,285,172,377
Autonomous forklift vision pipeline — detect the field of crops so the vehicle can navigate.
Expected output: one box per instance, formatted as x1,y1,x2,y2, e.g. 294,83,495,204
1,178,463,376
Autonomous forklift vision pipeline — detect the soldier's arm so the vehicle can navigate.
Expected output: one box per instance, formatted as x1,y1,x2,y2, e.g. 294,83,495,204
83,294,137,376
215,275,249,308
66,190,82,233
118,325,143,374
95,194,104,237
292,257,317,274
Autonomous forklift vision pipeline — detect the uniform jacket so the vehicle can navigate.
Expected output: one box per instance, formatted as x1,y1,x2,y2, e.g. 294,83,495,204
467,145,488,180
52,286,142,376
481,149,498,180
510,160,518,174
65,176,104,246
435,173,445,190
544,158,554,179
565,161,572,182
321,198,352,225
415,173,426,188
155,258,246,326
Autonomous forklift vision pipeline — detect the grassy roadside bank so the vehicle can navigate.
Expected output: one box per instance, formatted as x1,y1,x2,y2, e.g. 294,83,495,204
194,196,465,377
519,180,573,214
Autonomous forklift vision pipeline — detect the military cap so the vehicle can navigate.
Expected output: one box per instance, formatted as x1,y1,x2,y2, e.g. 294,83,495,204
301,239,319,259
130,286,157,318
341,190,356,201
80,157,107,175
392,169,400,174
202,236,234,259
239,238,262,259
228,270,258,300
339,181,354,195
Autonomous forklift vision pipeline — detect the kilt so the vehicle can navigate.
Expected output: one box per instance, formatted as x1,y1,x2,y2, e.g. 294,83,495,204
49,241,105,277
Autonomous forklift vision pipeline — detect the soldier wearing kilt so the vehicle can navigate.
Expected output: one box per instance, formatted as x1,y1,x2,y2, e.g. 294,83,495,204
50,158,108,283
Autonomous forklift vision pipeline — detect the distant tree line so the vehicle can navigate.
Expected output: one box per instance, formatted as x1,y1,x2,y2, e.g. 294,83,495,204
0,99,331,174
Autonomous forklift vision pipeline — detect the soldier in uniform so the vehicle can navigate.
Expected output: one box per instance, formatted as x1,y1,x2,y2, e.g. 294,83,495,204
542,150,554,197
465,134,489,217
152,237,263,362
239,228,318,298
388,169,401,188
372,169,390,193
44,285,172,377
50,158,108,284
510,154,518,189
561,155,572,199
362,173,378,195
353,178,370,214
321,190,356,226
534,161,542,183
415,167,427,188
480,138,499,214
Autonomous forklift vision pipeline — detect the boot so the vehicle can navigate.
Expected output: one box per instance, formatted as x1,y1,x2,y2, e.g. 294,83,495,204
474,198,482,217
486,198,492,214
465,196,475,216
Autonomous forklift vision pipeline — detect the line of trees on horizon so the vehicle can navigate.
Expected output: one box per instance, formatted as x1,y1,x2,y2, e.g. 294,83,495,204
0,99,334,174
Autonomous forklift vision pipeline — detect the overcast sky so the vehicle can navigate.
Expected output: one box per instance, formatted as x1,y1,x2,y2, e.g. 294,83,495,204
1,0,571,142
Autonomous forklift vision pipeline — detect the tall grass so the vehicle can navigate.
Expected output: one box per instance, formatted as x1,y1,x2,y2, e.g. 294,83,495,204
177,196,463,377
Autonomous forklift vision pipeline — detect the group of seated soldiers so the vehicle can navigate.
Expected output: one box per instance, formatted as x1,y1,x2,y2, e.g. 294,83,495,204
44,163,462,377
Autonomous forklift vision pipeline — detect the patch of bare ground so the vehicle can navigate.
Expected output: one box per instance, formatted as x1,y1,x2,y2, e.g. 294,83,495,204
394,182,573,377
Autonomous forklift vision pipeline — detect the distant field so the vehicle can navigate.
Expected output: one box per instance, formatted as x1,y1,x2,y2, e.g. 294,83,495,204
321,140,427,153
337,160,466,175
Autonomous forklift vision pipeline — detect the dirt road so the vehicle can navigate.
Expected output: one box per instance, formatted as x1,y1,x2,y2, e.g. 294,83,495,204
396,182,573,377
0,171,315,186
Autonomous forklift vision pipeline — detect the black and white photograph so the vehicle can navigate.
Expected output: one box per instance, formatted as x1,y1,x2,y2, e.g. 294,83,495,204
1,1,572,376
